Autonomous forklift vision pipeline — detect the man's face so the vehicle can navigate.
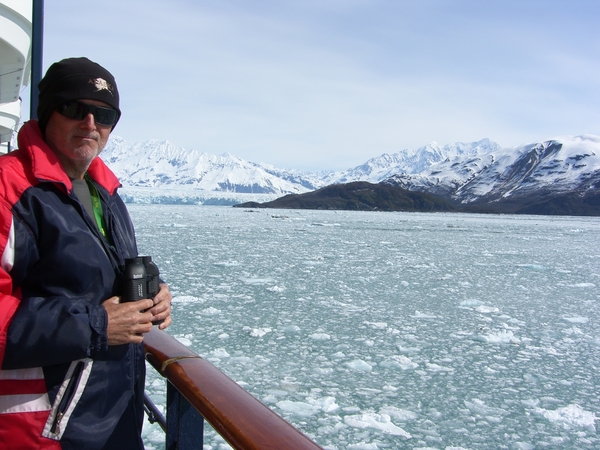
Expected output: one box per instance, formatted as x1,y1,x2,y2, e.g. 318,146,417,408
44,99,113,177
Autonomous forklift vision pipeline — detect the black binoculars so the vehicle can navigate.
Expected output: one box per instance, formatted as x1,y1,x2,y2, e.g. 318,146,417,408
122,256,164,325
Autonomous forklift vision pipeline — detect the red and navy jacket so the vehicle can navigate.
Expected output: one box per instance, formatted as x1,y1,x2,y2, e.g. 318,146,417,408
0,121,144,449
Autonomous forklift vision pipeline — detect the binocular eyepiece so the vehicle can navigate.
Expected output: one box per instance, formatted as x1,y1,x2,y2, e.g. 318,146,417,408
122,256,164,325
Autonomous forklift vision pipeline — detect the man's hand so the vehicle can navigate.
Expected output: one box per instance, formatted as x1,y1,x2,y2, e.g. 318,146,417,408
103,297,154,345
149,283,173,330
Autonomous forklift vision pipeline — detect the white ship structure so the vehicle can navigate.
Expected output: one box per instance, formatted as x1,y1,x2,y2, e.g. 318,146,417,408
0,0,32,153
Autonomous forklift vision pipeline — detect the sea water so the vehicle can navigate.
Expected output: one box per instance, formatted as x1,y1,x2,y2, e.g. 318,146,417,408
132,205,600,449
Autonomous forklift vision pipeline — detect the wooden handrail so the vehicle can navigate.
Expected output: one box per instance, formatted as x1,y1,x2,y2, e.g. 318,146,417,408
144,327,323,450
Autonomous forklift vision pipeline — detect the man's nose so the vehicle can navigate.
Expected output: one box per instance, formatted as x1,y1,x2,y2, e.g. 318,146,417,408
80,113,97,129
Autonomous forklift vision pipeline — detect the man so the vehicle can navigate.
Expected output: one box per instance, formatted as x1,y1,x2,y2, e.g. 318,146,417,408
0,57,172,449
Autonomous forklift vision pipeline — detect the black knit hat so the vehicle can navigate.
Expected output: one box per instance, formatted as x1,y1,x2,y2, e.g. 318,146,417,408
37,57,121,133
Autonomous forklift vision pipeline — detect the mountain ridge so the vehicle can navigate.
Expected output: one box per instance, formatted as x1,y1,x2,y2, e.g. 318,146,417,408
101,134,600,215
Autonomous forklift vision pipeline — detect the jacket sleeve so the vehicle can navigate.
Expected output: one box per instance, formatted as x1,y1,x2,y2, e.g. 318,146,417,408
0,208,21,365
0,205,109,370
3,293,108,369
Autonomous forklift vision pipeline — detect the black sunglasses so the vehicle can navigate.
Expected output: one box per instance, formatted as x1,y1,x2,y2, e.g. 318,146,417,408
57,101,119,127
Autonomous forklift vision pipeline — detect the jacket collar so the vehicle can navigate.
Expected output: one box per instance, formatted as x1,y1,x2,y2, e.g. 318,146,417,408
17,120,121,195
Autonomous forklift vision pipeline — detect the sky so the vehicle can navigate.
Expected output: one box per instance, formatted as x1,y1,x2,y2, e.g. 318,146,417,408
21,0,600,171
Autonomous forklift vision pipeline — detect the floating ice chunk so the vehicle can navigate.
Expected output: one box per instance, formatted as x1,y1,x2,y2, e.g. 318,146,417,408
379,406,418,421
507,317,526,326
281,325,301,333
218,333,229,339
379,355,418,370
567,283,595,288
265,389,289,398
475,305,500,314
346,360,373,372
276,396,338,417
230,356,253,365
521,399,540,408
276,400,320,417
200,307,221,315
426,363,454,372
309,333,331,340
460,299,483,307
344,413,412,438
343,406,361,413
515,443,535,450
564,326,584,336
397,345,420,354
563,316,589,323
213,261,240,267
242,326,272,337
357,388,382,396
165,223,187,228
239,277,275,285
209,348,230,358
516,264,546,270
364,321,388,329
348,443,379,450
314,367,334,375
266,285,285,292
172,295,203,303
533,404,596,431
309,222,340,227
472,329,520,345
303,260,323,266
464,399,508,417
411,310,436,319
142,430,164,447
315,396,339,413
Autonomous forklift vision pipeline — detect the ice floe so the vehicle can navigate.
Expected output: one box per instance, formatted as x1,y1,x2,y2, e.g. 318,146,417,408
379,355,418,370
472,329,520,345
276,396,339,417
309,333,331,340
563,316,589,324
533,404,597,432
346,360,373,372
344,412,412,438
242,326,272,337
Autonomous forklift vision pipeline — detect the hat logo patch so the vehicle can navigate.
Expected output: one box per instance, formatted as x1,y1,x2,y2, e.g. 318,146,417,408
88,77,114,96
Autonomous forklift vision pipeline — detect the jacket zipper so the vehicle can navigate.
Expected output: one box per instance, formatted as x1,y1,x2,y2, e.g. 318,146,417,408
94,194,127,273
50,361,85,435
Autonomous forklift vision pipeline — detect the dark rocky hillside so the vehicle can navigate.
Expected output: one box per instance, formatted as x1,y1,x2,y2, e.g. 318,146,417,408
459,189,600,216
235,180,600,216
234,181,457,212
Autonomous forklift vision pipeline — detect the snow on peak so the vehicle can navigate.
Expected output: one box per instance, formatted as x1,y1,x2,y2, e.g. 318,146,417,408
101,134,600,206
101,137,319,194
385,134,600,203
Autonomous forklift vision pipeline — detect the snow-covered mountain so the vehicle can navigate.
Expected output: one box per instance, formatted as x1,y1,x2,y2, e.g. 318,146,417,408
101,137,322,194
322,139,500,185
101,137,501,194
101,134,600,213
384,135,600,207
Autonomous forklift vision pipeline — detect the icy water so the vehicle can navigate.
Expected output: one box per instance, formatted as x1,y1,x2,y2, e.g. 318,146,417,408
132,205,600,450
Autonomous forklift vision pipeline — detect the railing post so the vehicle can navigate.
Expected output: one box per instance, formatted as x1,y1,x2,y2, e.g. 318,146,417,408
166,381,204,450
30,0,44,120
